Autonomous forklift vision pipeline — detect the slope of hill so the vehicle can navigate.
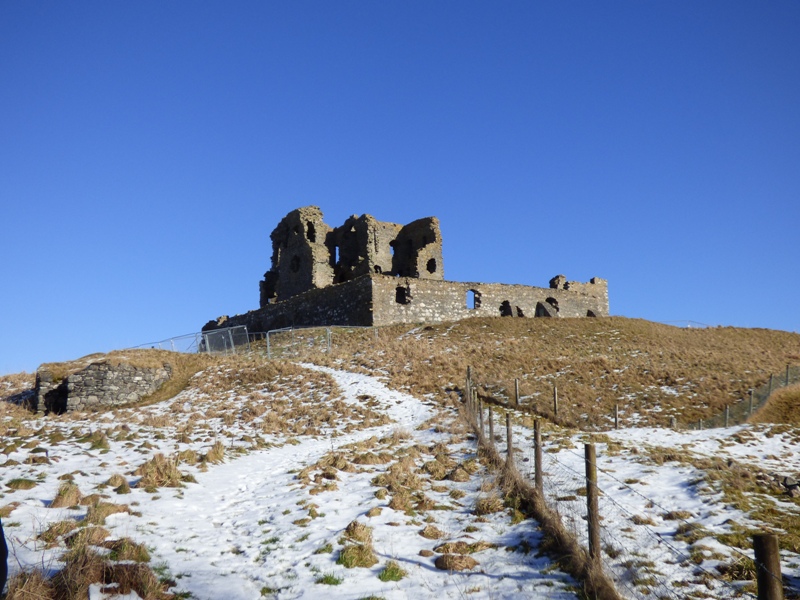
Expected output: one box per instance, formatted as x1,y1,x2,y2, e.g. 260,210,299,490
2,316,800,599
304,317,800,427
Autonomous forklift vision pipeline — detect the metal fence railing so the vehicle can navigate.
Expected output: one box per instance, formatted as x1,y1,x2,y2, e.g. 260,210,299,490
130,324,377,359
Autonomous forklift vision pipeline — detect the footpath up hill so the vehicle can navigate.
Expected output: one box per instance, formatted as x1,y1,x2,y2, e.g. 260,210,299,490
308,316,800,428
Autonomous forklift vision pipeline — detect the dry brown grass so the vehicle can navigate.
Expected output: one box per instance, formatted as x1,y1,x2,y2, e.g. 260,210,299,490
64,526,111,548
85,502,131,526
434,554,478,571
0,502,20,518
420,525,445,539
307,317,800,427
50,482,82,508
38,520,79,548
101,537,151,562
14,519,168,600
134,453,190,489
6,569,55,599
749,383,800,424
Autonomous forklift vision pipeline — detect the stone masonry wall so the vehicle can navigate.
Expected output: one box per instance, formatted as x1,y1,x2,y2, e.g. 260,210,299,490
205,272,609,335
372,275,608,326
35,361,172,414
206,275,374,333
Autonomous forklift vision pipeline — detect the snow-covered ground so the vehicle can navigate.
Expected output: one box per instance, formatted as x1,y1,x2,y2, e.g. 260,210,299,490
1,365,580,599
3,361,799,599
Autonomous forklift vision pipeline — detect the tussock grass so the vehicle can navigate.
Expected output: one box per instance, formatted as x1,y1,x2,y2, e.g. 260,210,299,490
474,494,504,515
102,537,151,562
0,502,20,518
134,453,191,489
38,520,79,548
6,478,37,490
434,554,478,571
85,501,131,526
337,544,378,568
51,481,82,508
420,524,445,539
377,560,406,582
5,569,55,599
203,440,226,464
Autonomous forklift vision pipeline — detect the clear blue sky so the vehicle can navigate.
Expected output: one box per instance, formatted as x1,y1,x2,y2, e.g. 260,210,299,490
2,1,799,374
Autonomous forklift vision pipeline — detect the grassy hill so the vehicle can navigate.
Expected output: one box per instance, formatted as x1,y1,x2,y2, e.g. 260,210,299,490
2,316,800,599
295,316,800,428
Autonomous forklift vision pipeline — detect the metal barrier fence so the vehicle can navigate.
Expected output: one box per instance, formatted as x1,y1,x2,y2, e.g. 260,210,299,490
688,365,800,430
129,332,203,353
132,325,377,359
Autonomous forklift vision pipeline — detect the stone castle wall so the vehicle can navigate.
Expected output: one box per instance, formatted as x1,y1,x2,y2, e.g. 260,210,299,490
206,273,608,334
372,276,608,325
35,361,172,414
211,275,374,333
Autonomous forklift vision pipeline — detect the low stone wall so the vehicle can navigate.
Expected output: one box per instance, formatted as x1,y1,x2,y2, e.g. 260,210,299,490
35,361,172,414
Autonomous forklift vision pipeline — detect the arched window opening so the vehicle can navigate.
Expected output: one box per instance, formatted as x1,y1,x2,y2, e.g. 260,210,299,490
500,301,513,317
466,289,481,310
587,309,597,317
426,258,436,274
306,221,316,242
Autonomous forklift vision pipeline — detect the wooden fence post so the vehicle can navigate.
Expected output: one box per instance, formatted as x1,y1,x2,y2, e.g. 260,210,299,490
585,443,600,562
725,405,730,428
769,374,774,396
514,378,520,406
488,406,495,442
478,398,484,435
670,416,677,430
466,366,472,410
506,414,513,460
753,533,783,600
749,389,754,416
534,418,543,495
553,385,559,418
787,364,791,387
614,403,619,430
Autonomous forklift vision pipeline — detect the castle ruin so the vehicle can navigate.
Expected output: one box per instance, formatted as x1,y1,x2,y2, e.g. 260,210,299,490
203,206,608,333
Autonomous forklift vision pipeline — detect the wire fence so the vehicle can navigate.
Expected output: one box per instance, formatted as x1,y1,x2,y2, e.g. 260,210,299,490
687,365,800,430
464,368,783,600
